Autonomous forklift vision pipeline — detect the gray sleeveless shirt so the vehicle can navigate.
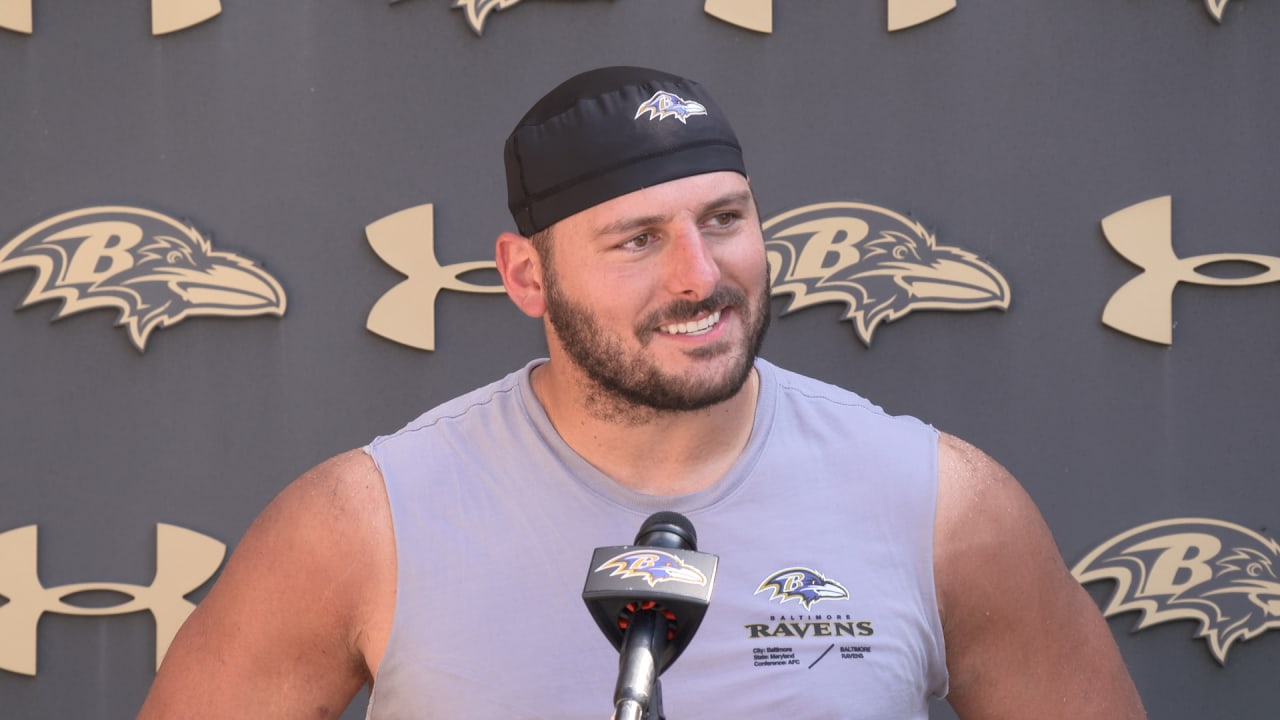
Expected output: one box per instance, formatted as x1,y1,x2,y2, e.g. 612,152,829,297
364,359,947,719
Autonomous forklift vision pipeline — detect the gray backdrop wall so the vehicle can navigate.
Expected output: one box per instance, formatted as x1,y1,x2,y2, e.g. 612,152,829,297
2,1,1278,718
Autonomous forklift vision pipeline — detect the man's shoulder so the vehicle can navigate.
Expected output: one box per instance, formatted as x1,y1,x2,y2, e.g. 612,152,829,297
136,445,396,717
931,431,1148,718
760,358,932,431
934,432,1014,497
370,362,537,445
761,358,873,405
933,431,1035,564
268,449,391,532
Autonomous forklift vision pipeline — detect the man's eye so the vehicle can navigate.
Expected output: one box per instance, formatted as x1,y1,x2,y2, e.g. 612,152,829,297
709,212,739,227
624,234,653,249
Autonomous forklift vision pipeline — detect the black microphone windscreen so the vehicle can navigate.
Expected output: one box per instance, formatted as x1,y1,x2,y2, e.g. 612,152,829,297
634,511,698,551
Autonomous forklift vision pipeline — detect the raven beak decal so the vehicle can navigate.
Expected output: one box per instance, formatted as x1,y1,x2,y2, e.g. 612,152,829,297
132,263,287,311
1205,579,1280,617
875,256,1010,306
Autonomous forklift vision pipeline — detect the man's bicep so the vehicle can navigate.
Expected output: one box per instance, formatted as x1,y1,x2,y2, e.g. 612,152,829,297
934,433,1145,720
138,450,391,719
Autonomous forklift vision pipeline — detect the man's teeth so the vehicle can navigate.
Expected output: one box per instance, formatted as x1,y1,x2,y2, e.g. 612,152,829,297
661,310,722,336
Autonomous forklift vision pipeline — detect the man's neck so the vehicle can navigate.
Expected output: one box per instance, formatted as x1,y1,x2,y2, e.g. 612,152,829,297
530,362,760,496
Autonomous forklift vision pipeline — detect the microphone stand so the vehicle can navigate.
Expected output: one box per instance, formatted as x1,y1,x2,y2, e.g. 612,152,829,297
612,609,667,720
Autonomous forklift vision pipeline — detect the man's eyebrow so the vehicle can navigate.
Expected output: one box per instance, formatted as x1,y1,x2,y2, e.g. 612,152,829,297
592,190,755,238
700,190,754,214
595,213,669,238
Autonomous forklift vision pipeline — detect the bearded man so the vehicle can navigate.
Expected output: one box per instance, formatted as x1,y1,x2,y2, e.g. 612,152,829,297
139,66,1146,720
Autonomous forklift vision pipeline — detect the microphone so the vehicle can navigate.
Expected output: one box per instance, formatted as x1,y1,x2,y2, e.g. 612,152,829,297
582,512,718,720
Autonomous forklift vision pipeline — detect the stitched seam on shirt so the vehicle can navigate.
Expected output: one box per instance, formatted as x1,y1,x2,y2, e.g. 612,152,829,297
370,383,522,446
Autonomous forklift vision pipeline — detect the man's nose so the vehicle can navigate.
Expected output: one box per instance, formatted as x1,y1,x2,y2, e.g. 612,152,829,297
664,225,720,299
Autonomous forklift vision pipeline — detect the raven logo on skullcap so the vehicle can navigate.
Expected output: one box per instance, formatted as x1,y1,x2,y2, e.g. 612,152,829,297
764,202,1010,345
1072,518,1280,664
0,206,287,352
634,91,708,124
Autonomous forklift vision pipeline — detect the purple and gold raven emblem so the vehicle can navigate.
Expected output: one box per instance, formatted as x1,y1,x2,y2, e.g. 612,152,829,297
756,567,850,610
764,202,1010,345
595,550,709,588
634,91,708,124
1073,518,1280,664
0,206,286,352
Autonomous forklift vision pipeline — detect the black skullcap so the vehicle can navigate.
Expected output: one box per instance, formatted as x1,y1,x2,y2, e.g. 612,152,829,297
504,66,746,237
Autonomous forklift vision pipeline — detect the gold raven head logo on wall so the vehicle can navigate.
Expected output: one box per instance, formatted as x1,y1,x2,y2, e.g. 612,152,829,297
763,202,1010,345
1205,0,1234,23
0,206,286,352
1073,518,1280,665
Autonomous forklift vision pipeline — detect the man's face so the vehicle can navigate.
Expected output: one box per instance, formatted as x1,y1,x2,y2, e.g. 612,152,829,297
538,171,771,413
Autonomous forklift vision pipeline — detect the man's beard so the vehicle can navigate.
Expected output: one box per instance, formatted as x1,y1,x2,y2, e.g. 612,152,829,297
544,268,771,415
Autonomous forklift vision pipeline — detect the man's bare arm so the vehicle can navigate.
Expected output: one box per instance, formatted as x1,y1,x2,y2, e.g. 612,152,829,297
137,449,396,719
934,433,1146,719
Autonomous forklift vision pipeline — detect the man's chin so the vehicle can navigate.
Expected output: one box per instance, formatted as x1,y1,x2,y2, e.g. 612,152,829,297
653,360,756,409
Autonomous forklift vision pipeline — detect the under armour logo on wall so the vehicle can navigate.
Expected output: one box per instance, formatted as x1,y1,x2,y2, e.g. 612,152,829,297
1101,196,1280,345
0,0,221,34
365,203,506,351
705,0,956,33
0,524,225,675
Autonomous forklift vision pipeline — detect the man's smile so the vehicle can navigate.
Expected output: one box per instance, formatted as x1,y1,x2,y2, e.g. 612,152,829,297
659,309,723,336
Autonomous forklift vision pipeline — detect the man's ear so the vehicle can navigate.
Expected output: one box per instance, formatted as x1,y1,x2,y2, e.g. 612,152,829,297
495,231,547,318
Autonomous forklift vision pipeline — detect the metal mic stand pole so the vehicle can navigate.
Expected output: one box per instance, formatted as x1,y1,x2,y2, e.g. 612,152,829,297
612,610,668,720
